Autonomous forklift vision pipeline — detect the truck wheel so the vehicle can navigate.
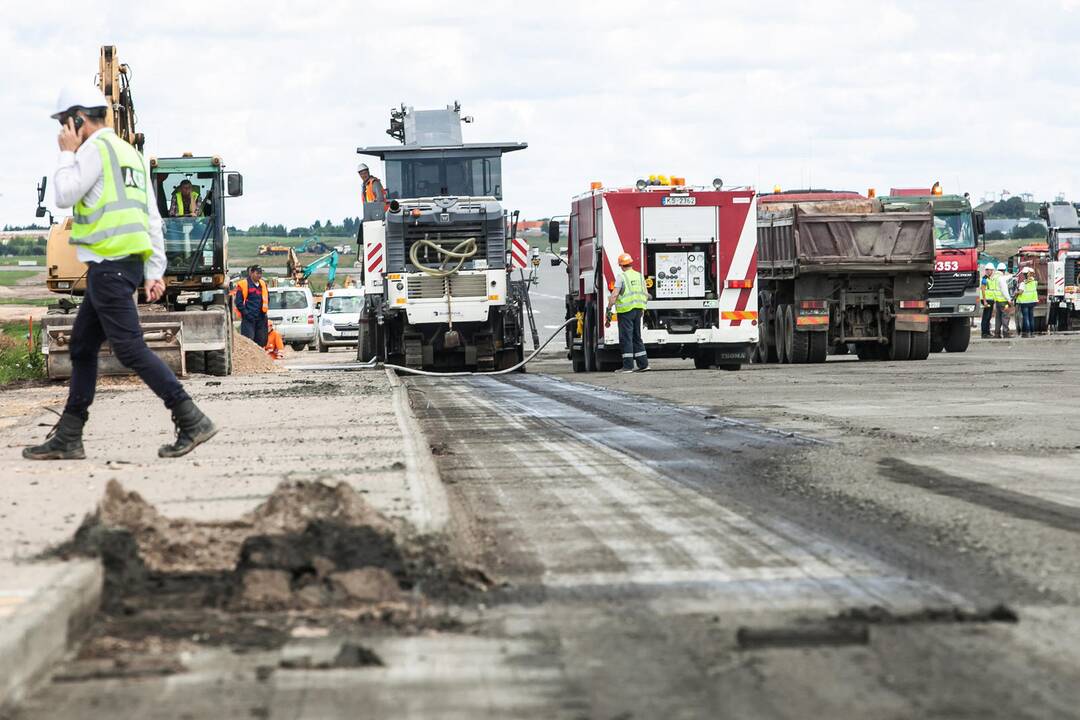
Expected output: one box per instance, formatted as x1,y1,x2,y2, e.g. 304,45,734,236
291,342,306,352
908,330,931,360
774,305,789,364
943,318,971,353
782,305,798,363
584,303,598,372
887,329,911,361
206,348,230,376
929,324,945,353
571,351,586,373
185,350,205,375
358,321,374,362
807,331,828,363
790,328,811,364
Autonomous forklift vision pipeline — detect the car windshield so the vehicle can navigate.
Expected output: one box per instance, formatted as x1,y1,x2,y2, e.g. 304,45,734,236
163,217,215,273
933,213,976,249
269,291,308,310
385,154,502,200
323,296,363,314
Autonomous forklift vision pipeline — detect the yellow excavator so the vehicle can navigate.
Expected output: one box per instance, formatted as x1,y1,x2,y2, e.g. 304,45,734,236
35,45,244,378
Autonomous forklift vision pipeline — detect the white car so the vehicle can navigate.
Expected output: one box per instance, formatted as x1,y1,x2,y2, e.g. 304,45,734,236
317,287,365,352
267,286,316,351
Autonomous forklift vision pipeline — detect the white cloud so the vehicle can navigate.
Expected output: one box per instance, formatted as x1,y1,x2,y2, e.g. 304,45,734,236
3,0,1080,231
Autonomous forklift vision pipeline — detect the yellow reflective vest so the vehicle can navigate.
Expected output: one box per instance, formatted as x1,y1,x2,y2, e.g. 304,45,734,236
70,131,152,260
615,269,648,313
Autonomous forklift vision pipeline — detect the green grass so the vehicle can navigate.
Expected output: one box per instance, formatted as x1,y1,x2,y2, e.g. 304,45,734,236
0,320,46,385
0,298,52,306
0,256,42,266
0,270,42,286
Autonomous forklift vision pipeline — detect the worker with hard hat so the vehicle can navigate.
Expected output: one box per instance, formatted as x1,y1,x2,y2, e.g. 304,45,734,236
169,179,202,217
23,86,217,461
265,320,285,359
993,261,1013,338
1016,266,1039,338
231,264,269,347
606,252,649,373
358,162,385,216
979,263,996,339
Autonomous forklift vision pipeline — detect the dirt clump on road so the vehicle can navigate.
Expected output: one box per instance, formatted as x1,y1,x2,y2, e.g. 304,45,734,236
231,329,279,374
51,479,489,614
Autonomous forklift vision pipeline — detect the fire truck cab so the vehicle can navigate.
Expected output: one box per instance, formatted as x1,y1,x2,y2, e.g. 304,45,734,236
557,178,758,371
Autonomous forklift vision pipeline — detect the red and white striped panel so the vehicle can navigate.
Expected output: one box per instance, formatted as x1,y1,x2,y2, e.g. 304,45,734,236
510,236,529,269
366,241,385,275
718,195,758,326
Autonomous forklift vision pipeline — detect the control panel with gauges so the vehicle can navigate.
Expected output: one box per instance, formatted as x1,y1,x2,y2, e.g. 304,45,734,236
653,251,707,299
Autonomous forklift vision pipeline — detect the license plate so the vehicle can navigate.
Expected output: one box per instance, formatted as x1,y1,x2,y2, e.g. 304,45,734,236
928,300,941,309
662,195,696,206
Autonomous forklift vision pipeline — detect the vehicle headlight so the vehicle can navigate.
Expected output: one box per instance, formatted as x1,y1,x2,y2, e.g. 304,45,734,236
321,318,334,327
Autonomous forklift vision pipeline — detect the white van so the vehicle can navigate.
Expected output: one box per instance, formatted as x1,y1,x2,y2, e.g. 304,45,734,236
317,287,365,352
267,286,316,351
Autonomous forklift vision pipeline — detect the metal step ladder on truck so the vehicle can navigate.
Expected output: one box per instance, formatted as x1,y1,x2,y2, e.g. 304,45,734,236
34,45,243,379
755,191,935,363
1040,201,1080,330
354,103,529,371
554,177,759,372
878,184,985,353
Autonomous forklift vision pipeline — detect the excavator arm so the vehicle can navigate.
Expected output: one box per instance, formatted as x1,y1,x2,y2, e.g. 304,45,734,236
98,45,143,152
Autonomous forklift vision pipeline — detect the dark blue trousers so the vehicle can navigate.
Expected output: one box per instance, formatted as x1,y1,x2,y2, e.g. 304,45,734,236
64,258,190,419
617,308,648,370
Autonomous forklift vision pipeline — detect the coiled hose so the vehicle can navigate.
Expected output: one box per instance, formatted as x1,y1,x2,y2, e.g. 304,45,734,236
408,237,478,277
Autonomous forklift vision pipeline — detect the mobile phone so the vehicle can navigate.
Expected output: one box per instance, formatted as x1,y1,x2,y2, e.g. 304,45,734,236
71,114,84,131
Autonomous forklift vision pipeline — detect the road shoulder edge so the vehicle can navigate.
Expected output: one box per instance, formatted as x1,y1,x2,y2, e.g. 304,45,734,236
0,559,103,712
386,367,450,535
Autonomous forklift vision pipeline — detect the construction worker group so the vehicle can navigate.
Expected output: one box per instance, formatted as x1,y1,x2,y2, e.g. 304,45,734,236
980,262,1039,339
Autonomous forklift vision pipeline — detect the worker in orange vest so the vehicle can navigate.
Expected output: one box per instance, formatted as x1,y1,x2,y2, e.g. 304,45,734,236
358,163,385,206
264,320,285,359
231,264,269,347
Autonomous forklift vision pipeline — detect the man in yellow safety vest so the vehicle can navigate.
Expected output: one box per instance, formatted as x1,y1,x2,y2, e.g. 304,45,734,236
169,179,202,217
23,86,217,461
607,252,649,373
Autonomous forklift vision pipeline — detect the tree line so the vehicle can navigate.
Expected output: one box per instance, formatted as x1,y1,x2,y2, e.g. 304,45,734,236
229,218,362,237
0,236,47,256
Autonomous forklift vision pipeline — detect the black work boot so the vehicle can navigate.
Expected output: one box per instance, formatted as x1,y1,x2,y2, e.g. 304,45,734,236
22,412,86,460
158,400,218,458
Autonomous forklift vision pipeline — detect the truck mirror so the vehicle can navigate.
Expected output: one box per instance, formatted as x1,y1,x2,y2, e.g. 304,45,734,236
548,220,560,247
226,173,244,197
973,210,985,237
37,176,47,203
35,205,47,218
550,257,560,267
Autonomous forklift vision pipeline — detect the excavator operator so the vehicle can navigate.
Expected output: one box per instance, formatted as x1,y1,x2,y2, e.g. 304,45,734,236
170,179,202,217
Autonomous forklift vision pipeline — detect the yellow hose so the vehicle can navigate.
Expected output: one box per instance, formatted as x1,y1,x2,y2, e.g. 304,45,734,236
408,237,478,278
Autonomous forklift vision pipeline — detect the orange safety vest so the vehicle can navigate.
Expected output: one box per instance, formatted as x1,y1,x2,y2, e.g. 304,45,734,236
364,176,384,203
232,278,269,317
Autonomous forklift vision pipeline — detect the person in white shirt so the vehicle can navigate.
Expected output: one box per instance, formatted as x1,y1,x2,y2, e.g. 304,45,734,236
23,86,217,461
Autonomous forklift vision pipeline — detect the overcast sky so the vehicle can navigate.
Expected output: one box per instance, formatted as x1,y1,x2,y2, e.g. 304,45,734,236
4,0,1080,230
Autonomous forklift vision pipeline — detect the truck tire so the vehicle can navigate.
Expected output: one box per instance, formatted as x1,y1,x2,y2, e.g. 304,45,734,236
584,303,598,372
887,329,911,361
790,328,811,364
291,342,306,352
909,330,931,360
774,305,789,364
943,318,971,353
185,351,205,375
783,305,799,363
358,320,375,362
206,348,230,376
929,324,945,353
571,351,586,373
807,331,828,363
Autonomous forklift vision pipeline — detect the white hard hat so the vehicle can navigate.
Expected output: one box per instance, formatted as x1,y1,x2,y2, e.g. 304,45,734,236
1023,266,1036,274
357,163,369,173
51,85,108,119
983,263,995,272
997,261,1008,270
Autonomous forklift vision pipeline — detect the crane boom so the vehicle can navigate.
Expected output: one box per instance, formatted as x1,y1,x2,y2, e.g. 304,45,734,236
98,45,143,152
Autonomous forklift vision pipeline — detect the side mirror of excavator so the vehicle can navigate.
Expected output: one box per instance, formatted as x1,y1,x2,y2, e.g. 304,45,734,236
547,220,560,247
37,176,47,203
226,173,244,197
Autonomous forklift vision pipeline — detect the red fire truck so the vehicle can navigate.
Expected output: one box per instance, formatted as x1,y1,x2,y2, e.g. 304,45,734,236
553,178,758,371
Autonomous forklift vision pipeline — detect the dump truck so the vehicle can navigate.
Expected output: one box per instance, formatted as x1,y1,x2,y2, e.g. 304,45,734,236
354,103,528,370
879,184,984,353
1040,201,1080,330
34,46,243,378
755,191,935,362
557,177,758,371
